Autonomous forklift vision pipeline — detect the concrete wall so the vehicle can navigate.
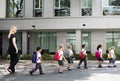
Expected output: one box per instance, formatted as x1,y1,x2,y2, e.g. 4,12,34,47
25,0,33,18
71,0,80,17
75,29,81,53
22,31,27,54
44,0,54,17
0,0,6,18
91,30,106,54
57,32,67,52
92,0,102,16
1,17,120,30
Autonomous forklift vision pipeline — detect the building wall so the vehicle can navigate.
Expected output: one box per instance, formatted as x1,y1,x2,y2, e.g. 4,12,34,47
0,0,6,18
91,30,106,53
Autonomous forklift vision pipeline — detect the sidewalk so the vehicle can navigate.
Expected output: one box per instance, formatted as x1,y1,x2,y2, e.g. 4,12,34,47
0,60,120,81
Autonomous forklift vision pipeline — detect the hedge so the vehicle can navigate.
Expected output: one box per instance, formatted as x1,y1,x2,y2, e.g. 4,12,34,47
1,53,120,60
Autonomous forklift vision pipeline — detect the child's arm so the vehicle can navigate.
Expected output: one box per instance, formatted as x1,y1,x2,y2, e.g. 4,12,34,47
62,54,67,62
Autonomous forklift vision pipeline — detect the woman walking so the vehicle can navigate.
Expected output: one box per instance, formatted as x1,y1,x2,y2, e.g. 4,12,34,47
7,26,19,74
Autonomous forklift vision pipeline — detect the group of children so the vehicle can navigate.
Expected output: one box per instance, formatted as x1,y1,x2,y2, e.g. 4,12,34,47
29,44,117,75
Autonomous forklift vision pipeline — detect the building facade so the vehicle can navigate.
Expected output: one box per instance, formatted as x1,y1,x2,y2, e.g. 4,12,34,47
0,0,120,55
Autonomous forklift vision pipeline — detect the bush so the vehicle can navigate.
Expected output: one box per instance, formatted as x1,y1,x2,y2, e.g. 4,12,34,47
20,54,32,60
42,54,53,60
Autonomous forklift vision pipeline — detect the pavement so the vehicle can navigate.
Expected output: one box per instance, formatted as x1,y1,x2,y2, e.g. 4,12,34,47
0,60,120,81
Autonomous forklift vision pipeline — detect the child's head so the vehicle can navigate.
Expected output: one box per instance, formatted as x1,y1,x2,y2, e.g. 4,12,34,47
36,47,42,52
68,45,72,49
97,44,102,50
59,44,64,50
82,44,86,48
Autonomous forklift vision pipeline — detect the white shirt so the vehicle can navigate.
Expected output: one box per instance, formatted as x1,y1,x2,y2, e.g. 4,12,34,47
68,49,73,56
58,49,63,60
82,49,86,55
99,48,102,54
36,52,41,63
110,49,115,58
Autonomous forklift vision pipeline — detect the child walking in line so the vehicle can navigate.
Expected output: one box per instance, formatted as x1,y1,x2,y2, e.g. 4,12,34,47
29,47,44,76
77,44,88,69
107,46,116,67
57,44,67,73
66,45,74,71
96,44,104,68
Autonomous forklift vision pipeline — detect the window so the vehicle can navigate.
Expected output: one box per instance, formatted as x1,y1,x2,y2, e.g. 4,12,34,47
33,0,43,17
67,32,76,51
34,32,57,53
7,0,24,18
81,32,91,53
103,0,120,15
106,32,120,54
54,0,70,16
81,0,92,16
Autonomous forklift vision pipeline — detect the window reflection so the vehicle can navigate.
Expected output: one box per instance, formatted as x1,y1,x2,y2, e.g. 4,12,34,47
103,0,120,15
81,0,92,16
7,0,24,18
34,0,43,17
54,0,70,16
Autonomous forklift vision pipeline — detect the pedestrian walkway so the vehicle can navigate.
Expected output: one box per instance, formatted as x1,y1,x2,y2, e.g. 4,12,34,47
0,60,120,81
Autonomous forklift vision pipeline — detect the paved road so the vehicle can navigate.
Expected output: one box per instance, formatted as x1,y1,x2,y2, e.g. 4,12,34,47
0,60,120,81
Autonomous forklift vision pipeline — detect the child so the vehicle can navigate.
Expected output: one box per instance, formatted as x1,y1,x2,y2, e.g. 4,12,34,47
29,47,44,76
66,45,73,71
96,44,104,68
108,46,116,67
77,44,88,69
57,44,66,73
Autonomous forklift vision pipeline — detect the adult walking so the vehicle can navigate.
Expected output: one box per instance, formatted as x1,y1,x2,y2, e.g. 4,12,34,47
7,26,19,74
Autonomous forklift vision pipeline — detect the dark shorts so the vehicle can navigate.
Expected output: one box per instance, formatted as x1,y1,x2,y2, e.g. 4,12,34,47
97,58,104,61
58,60,64,66
108,58,115,64
66,57,73,64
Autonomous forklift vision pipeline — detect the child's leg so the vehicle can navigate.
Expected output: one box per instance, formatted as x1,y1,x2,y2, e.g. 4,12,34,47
84,59,87,68
30,63,38,73
38,63,44,74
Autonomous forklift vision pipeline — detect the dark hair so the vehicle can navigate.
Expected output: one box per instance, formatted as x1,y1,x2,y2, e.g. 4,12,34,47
82,44,85,48
36,47,41,51
97,44,102,50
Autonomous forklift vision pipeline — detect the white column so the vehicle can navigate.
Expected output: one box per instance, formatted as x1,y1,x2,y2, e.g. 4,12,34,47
91,30,106,54
0,0,6,18
22,31,27,54
25,0,33,18
57,32,67,50
43,0,54,17
92,0,102,16
71,0,81,17
75,29,81,54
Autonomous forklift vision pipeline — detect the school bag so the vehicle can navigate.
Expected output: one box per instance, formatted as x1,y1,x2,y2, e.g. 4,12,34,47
79,50,86,59
32,52,37,63
95,50,101,59
54,51,60,61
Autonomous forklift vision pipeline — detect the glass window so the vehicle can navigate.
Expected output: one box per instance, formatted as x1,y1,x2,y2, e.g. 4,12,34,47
7,0,24,18
106,32,120,54
34,32,57,53
54,0,70,16
16,32,22,54
81,0,92,16
33,0,43,17
81,32,91,53
67,32,76,51
103,0,120,15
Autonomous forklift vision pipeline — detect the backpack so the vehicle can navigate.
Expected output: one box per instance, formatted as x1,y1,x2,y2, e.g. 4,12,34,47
54,51,60,61
32,52,37,63
79,50,86,59
95,50,101,59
